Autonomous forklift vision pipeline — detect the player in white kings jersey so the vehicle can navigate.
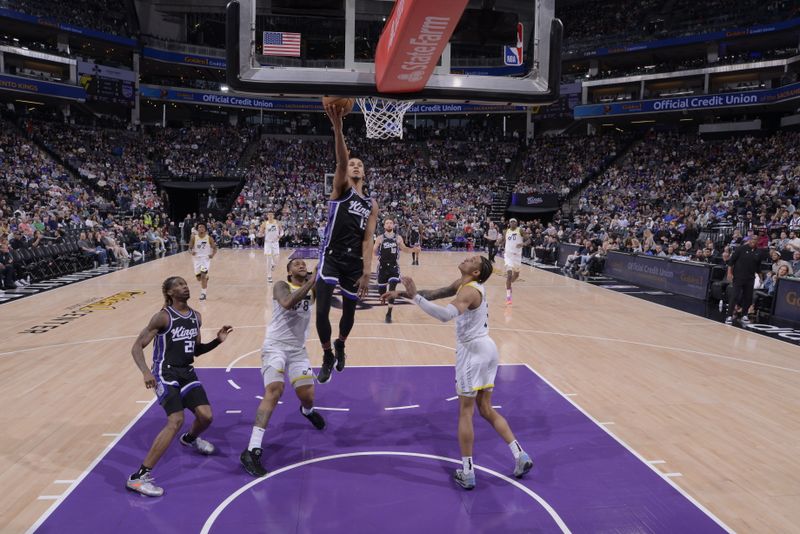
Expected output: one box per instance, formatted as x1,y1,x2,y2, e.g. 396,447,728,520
262,212,282,284
382,255,533,490
188,223,217,301
240,259,325,477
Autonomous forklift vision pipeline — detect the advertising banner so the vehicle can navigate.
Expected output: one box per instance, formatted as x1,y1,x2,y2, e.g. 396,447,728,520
773,277,800,325
510,193,560,209
557,243,581,267
141,47,226,69
574,82,800,118
0,74,86,100
140,85,527,113
603,252,711,299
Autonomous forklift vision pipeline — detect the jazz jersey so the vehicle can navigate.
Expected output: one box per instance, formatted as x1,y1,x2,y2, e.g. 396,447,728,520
505,228,523,259
265,221,280,243
264,282,312,348
456,282,488,344
193,235,212,258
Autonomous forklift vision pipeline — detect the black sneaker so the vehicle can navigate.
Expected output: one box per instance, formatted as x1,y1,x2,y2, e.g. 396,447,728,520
333,340,347,372
385,312,392,324
317,350,335,383
300,407,326,430
240,448,268,477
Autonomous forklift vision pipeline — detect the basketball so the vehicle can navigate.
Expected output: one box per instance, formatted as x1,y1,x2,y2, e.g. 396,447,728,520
322,96,355,116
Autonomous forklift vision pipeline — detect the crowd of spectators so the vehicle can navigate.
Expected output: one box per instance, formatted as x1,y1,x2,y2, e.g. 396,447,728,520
32,121,164,214
508,130,800,321
515,136,624,196
149,125,256,179
560,0,798,54
0,118,175,291
1,0,132,37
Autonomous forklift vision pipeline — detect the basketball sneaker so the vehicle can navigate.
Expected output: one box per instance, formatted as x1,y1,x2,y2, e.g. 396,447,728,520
453,469,475,490
180,433,215,455
741,315,751,325
126,472,164,497
199,294,207,301
268,276,273,284
724,316,733,325
317,350,335,384
513,452,534,478
300,406,326,430
506,296,512,306
240,448,268,477
333,339,347,372
385,311,393,324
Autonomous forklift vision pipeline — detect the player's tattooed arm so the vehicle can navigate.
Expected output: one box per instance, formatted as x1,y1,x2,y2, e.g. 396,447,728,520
274,277,315,310
417,278,461,301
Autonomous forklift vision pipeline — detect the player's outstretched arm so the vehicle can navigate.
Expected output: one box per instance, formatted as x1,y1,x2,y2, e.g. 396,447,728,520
193,313,234,356
209,236,218,258
373,235,383,257
131,310,169,389
325,104,349,199
188,234,196,255
417,277,462,301
403,277,478,322
273,273,315,310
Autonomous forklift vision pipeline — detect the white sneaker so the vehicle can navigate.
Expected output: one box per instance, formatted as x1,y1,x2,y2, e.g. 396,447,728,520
126,472,164,497
741,316,751,325
180,434,215,455
724,316,733,325
513,452,534,478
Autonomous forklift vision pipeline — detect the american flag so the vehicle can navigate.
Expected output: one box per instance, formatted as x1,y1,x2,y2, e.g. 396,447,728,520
262,31,301,57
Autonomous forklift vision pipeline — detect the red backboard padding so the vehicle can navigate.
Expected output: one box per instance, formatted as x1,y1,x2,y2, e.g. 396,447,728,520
375,0,468,94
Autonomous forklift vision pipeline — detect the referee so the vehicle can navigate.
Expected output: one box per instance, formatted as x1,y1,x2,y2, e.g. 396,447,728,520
726,236,770,325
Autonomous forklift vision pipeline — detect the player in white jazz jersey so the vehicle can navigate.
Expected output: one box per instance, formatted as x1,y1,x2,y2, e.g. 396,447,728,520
262,212,282,284
188,223,217,301
240,258,325,477
382,255,533,490
500,218,529,305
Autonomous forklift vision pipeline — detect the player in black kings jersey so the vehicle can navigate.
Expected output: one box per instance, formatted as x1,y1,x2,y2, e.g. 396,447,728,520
315,104,378,384
126,276,233,497
406,217,424,265
373,218,420,323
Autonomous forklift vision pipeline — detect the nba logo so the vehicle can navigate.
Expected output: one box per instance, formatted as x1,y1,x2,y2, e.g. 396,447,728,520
503,23,524,66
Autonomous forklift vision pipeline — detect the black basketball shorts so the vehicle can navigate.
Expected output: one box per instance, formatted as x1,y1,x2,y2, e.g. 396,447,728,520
154,364,210,415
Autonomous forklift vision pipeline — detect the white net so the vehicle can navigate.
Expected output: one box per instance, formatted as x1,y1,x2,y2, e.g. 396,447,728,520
356,96,415,139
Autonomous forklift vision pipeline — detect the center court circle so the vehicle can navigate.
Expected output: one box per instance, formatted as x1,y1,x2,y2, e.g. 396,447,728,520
202,451,570,534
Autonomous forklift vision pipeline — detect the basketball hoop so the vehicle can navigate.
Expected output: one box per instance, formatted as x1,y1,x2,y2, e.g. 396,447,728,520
356,97,415,140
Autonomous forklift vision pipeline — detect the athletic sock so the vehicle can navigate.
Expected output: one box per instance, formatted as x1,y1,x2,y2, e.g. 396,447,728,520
248,426,265,451
508,440,523,460
131,464,152,480
301,406,314,416
462,456,474,474
201,289,207,296
182,432,197,443
506,289,512,298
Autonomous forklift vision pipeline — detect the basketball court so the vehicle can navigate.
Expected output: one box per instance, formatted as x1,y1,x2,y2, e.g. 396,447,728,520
2,249,799,532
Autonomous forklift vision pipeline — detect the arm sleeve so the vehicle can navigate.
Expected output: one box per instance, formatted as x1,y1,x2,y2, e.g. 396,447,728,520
195,338,221,356
413,294,460,322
